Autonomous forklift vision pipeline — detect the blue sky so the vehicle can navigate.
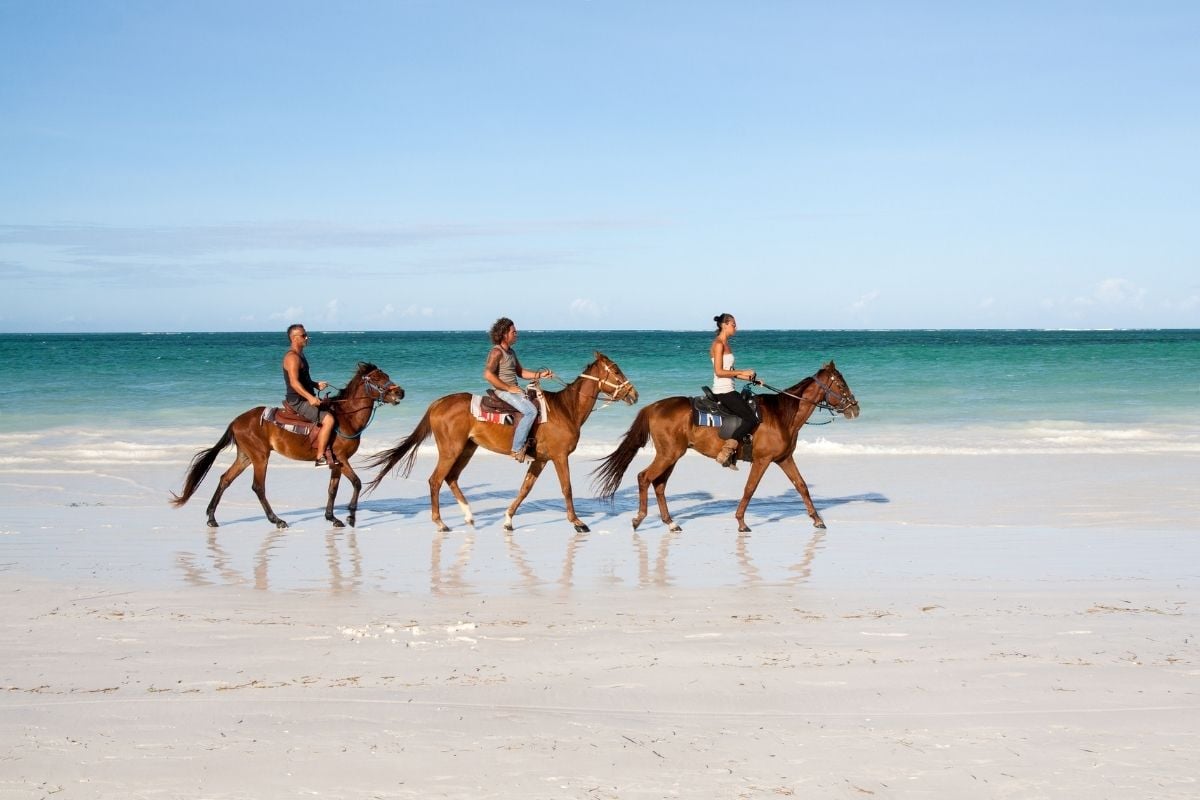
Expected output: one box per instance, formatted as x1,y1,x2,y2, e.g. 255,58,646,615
2,1,1197,332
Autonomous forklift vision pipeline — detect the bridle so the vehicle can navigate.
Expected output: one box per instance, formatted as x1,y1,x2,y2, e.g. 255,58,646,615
757,370,857,415
810,374,857,414
326,370,401,439
576,360,635,405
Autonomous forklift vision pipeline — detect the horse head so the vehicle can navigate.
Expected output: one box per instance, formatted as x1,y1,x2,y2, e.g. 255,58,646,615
351,362,405,405
587,351,638,405
815,361,858,419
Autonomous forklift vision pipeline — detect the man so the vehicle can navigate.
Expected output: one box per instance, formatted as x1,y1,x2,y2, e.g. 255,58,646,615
282,323,337,467
482,317,553,462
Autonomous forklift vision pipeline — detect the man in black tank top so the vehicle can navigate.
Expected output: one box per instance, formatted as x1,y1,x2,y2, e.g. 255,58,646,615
283,323,337,467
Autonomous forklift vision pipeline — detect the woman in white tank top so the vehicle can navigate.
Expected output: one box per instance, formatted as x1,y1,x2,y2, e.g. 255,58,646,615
710,313,760,468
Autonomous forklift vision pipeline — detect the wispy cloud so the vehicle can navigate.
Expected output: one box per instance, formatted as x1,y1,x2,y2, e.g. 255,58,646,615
851,290,880,312
569,298,606,317
1072,278,1146,309
0,219,656,259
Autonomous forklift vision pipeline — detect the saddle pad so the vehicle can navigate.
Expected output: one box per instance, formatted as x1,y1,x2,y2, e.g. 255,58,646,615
470,395,514,425
471,390,548,425
261,406,315,437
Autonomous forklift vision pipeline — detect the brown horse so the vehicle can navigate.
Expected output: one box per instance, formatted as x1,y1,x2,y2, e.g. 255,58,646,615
591,361,859,532
170,362,404,529
365,352,637,533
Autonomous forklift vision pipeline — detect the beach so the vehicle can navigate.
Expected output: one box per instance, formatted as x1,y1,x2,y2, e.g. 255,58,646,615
3,438,1198,798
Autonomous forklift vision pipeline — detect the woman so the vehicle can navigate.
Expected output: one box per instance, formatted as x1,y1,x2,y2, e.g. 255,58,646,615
710,313,759,468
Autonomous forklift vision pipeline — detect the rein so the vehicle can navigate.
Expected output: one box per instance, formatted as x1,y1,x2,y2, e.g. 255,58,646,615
542,361,633,408
754,374,856,421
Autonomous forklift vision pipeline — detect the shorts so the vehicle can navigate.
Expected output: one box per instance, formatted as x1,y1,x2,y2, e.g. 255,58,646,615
286,398,329,424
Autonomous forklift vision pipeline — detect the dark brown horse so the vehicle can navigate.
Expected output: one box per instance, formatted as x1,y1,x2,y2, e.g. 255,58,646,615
170,362,404,529
592,361,859,532
365,352,637,533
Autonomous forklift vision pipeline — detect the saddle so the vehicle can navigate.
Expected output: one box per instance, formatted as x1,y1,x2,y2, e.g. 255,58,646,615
691,386,759,461
261,406,320,450
471,387,547,426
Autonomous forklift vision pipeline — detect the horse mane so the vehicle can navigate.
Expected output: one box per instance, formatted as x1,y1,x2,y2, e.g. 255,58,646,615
331,361,379,401
541,357,597,418
758,374,815,421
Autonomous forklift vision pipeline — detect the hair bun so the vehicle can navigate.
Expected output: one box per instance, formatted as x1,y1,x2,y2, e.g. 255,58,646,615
713,314,722,323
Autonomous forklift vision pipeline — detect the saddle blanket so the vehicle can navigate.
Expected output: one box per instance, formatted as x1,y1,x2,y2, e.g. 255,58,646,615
469,391,549,425
261,406,315,437
469,395,514,425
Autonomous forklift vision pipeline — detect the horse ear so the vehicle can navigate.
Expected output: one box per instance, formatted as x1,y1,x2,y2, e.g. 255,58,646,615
594,350,605,361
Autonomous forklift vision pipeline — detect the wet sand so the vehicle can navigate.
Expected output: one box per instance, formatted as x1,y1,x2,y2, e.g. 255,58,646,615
2,449,1198,798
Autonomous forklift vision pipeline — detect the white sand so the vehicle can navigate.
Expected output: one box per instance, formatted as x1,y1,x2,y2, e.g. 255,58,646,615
2,448,1199,798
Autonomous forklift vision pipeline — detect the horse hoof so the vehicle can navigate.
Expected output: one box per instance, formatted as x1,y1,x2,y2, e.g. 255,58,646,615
738,523,751,533
275,520,288,530
436,523,451,533
347,516,357,528
330,518,345,529
631,517,644,531
573,522,590,533
503,523,514,532
813,520,827,530
206,520,219,528
669,523,682,533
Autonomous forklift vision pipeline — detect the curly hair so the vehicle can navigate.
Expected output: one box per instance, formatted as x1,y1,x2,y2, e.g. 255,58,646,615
489,317,515,344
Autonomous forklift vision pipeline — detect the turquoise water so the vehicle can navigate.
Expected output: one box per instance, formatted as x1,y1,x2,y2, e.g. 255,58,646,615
2,329,1198,459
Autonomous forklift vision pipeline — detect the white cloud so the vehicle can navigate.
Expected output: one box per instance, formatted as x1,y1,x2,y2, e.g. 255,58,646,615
322,299,340,325
270,306,304,321
570,298,605,317
1073,278,1146,308
851,291,879,312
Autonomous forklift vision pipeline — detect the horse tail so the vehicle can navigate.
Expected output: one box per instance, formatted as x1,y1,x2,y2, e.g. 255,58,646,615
590,407,652,502
363,409,433,495
169,425,234,507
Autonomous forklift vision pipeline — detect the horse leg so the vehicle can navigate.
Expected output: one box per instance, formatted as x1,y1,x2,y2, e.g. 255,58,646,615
324,465,346,528
427,448,467,533
339,463,363,528
733,459,773,533
776,456,825,529
634,453,679,531
443,442,479,528
503,459,547,532
248,455,288,529
548,456,589,533
204,453,251,528
651,463,682,532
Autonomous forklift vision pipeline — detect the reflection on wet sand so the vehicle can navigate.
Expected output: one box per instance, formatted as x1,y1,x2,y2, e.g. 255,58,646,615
177,526,364,593
736,527,827,586
430,528,476,594
176,491,847,593
177,522,830,594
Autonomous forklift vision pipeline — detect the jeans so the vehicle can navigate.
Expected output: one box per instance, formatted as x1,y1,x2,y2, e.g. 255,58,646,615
498,390,538,452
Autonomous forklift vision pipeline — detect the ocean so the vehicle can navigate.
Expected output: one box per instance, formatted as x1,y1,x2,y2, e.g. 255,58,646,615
1,329,1198,468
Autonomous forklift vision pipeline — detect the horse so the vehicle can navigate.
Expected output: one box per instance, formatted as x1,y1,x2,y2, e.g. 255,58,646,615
364,352,637,533
591,361,859,532
170,362,404,529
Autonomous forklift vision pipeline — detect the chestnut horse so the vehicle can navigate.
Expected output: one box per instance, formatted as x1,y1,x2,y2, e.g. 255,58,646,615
591,361,859,532
170,362,404,529
365,352,637,533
